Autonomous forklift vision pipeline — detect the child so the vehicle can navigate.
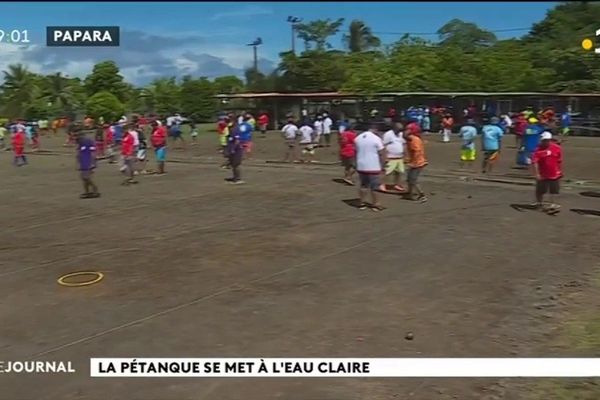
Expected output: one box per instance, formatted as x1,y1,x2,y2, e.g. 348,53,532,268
75,130,100,199
217,117,229,153
313,116,324,147
95,125,105,158
281,118,299,163
404,125,428,202
258,112,269,138
459,119,478,170
151,121,167,175
339,124,357,185
441,113,454,143
531,131,562,212
104,123,116,164
299,121,316,163
120,127,137,185
190,121,198,144
30,124,40,151
239,117,253,159
12,128,27,166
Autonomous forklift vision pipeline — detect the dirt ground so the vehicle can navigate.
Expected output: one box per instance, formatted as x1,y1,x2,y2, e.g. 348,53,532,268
1,130,600,400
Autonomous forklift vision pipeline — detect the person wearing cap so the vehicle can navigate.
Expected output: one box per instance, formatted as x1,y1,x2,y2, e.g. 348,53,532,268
459,118,478,169
518,117,544,166
531,131,562,211
481,116,504,174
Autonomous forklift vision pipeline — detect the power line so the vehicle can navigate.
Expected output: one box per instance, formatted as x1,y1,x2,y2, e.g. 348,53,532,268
372,27,531,36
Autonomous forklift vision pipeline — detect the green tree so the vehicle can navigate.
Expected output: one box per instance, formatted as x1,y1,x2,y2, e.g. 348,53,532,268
1,64,40,119
180,76,216,121
343,20,381,53
85,91,125,122
145,78,180,115
437,19,497,51
84,61,127,101
213,75,245,94
296,18,345,51
41,72,83,118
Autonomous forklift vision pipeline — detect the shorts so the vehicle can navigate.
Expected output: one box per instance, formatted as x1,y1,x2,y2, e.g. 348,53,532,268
259,124,267,132
155,147,166,162
561,127,570,136
358,173,381,190
385,158,405,175
170,129,182,138
120,156,134,171
341,156,355,170
483,150,499,163
301,143,315,155
191,130,198,137
80,169,94,179
460,148,476,162
536,179,560,196
241,141,252,153
137,149,147,161
407,167,423,185
285,138,296,148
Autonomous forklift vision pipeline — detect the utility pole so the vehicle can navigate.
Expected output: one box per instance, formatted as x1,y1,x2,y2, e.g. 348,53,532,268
287,16,302,54
246,37,263,72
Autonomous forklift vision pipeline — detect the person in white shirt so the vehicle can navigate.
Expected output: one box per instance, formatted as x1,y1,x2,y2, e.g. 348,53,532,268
281,119,299,163
299,121,316,163
322,113,333,147
313,116,324,146
380,122,406,192
354,122,386,211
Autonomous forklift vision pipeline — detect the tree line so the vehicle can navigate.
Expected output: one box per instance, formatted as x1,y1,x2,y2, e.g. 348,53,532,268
0,1,597,122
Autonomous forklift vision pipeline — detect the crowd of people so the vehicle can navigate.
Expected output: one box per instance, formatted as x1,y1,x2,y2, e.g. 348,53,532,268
274,105,565,213
4,103,566,213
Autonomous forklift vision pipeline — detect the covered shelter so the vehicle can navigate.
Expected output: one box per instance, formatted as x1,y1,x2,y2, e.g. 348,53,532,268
214,91,600,128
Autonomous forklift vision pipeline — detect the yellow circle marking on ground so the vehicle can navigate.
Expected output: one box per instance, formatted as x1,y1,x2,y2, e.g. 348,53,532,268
57,271,104,287
582,38,593,51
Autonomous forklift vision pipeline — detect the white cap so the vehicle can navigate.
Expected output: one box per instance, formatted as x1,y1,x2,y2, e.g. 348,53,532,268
541,131,552,140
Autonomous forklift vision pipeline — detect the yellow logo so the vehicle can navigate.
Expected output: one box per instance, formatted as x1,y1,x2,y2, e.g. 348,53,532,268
582,29,600,53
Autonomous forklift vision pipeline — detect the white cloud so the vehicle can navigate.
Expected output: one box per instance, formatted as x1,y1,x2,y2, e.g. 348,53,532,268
210,5,273,21
0,30,276,85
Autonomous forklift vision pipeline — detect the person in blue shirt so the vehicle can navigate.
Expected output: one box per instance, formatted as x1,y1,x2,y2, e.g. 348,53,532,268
560,110,571,136
225,123,244,184
238,117,253,159
112,123,123,145
459,119,478,169
481,116,504,174
518,117,544,166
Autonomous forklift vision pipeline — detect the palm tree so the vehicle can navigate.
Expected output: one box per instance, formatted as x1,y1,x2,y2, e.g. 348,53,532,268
1,64,39,118
343,20,381,53
43,72,81,113
296,18,345,51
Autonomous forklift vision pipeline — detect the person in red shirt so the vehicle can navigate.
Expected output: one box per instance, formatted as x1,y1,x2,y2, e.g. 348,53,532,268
12,128,27,167
441,113,454,143
120,124,137,185
531,131,562,212
151,121,168,175
257,112,269,138
339,125,357,185
513,113,527,148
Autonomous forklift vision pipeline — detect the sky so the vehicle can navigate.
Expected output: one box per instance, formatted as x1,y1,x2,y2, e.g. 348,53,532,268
0,1,558,85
